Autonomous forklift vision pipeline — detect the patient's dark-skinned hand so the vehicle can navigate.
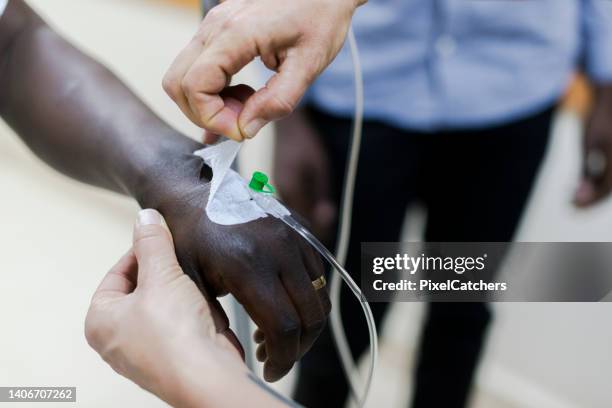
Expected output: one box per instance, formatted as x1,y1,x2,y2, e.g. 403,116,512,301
138,152,331,382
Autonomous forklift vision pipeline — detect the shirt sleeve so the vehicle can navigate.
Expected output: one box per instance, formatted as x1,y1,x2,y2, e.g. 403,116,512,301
0,0,8,18
583,0,612,83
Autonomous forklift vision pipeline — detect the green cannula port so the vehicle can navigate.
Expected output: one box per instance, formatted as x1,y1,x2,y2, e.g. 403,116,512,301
249,171,275,194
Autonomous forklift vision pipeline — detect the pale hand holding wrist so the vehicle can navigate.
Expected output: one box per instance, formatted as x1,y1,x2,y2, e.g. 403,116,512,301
84,209,243,407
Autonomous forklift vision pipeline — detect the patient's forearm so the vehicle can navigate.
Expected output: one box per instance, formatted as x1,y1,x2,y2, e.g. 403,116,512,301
0,0,201,200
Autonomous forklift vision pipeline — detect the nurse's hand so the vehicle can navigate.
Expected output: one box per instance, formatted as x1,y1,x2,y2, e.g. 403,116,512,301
85,209,244,407
163,0,366,141
575,85,612,207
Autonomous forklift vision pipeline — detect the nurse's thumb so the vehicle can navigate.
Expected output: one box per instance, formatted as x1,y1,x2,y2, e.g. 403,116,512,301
133,209,182,286
239,53,312,139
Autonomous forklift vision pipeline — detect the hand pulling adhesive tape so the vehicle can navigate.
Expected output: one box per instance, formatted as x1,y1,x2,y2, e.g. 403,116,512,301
194,139,290,225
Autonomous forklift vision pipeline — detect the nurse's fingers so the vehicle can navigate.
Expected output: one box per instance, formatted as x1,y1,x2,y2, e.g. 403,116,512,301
91,249,138,302
163,40,205,126
238,50,314,139
132,209,182,287
179,34,258,140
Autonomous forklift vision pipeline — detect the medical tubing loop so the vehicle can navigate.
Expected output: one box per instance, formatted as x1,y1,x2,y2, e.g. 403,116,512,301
329,27,375,407
280,215,377,408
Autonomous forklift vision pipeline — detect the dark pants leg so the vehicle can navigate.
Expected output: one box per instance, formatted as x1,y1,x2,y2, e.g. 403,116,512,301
293,106,554,408
412,108,554,408
293,108,425,408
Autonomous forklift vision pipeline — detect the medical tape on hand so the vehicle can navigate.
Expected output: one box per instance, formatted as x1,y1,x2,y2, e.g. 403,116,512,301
194,139,290,225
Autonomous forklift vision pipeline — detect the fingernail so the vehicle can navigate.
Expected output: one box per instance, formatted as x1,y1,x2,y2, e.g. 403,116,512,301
137,209,162,226
243,119,266,139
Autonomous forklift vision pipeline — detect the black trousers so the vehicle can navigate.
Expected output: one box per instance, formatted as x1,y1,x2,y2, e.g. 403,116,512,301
293,105,554,408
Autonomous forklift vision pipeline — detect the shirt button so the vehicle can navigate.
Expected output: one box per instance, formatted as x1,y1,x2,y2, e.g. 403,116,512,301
435,35,457,58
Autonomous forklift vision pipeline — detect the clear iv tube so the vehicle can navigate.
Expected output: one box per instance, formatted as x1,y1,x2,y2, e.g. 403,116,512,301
279,215,377,408
327,27,371,407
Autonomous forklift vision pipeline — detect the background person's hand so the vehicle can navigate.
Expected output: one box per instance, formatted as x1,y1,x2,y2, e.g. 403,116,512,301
163,0,366,142
138,154,332,382
85,209,245,407
575,86,612,207
274,108,337,245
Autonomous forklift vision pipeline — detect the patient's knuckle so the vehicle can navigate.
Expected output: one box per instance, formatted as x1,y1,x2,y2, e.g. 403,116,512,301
279,229,292,243
305,318,325,334
276,318,301,340
237,239,259,262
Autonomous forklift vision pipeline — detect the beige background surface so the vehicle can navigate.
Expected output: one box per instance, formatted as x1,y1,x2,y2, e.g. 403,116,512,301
1,1,612,407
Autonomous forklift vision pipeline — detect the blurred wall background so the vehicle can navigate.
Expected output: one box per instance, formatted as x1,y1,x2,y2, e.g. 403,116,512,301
0,1,611,407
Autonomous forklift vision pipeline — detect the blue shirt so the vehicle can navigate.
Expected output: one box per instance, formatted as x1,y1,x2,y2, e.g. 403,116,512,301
305,0,612,131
